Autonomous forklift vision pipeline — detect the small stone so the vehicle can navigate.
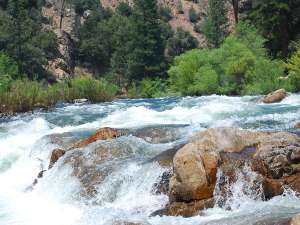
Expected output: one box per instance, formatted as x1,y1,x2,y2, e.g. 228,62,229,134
49,148,66,169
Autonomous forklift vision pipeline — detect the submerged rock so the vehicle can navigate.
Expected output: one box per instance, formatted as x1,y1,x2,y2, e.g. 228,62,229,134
152,170,173,195
261,89,287,103
151,198,214,217
132,126,185,144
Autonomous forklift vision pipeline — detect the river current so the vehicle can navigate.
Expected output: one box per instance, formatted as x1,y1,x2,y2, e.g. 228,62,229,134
1,94,300,225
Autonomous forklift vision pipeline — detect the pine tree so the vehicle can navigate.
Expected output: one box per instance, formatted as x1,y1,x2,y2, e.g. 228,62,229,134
128,0,166,80
0,0,58,78
203,0,228,48
250,0,300,57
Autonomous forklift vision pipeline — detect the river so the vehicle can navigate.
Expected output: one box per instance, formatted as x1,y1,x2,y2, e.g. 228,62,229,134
1,94,300,225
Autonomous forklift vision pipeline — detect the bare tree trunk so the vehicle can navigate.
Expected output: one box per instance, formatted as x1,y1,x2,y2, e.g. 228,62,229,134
232,0,239,24
59,0,66,30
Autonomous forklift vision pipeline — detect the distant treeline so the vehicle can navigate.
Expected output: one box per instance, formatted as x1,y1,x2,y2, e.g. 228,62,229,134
0,0,300,112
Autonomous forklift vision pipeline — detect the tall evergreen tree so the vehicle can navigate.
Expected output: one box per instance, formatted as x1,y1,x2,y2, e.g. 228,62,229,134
250,0,300,57
0,0,58,79
129,0,166,80
203,0,228,47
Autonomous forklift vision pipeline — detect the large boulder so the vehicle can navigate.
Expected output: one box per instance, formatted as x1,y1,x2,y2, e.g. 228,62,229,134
169,128,263,203
261,89,287,103
166,128,300,216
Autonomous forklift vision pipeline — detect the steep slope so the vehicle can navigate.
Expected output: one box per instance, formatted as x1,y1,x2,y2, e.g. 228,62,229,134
100,0,236,47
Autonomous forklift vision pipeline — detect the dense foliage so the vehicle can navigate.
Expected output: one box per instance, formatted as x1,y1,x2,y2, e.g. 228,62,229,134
1,0,300,113
168,23,292,96
249,0,300,57
0,0,58,80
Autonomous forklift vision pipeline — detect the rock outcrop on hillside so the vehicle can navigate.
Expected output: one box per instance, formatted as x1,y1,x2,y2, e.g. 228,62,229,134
42,2,76,79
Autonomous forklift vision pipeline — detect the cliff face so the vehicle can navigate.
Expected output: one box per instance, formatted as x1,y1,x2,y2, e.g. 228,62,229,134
42,0,76,80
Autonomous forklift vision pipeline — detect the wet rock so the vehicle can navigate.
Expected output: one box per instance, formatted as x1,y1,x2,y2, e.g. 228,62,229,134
262,178,284,199
151,198,214,217
132,127,184,144
290,148,300,164
168,128,300,216
45,132,78,149
169,128,262,203
152,170,172,195
147,143,186,167
254,139,300,179
49,148,65,169
70,127,125,149
261,89,287,103
63,138,142,198
294,122,300,129
26,170,47,191
290,213,300,225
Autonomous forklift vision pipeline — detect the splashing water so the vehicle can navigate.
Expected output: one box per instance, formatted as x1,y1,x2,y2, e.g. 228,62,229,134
1,95,300,225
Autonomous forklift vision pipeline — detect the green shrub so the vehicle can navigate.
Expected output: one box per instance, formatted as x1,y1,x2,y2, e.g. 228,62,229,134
168,23,287,96
66,77,118,103
140,78,167,98
243,59,285,94
0,77,118,113
286,42,300,91
0,52,19,79
189,65,219,95
128,78,167,98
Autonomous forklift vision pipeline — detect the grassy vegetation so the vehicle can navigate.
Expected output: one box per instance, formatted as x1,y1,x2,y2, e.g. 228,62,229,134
0,76,118,114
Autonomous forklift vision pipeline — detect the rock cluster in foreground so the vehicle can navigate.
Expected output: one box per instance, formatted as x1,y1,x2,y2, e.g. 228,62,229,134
42,126,300,220
154,128,300,217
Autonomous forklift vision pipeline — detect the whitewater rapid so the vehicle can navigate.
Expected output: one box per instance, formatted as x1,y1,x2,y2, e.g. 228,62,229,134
1,94,300,225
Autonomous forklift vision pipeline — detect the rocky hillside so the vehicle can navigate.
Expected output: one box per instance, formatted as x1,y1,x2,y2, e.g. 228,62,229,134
101,0,236,46
40,0,237,80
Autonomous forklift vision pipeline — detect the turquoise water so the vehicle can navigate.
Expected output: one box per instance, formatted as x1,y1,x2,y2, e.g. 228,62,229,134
1,94,300,225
